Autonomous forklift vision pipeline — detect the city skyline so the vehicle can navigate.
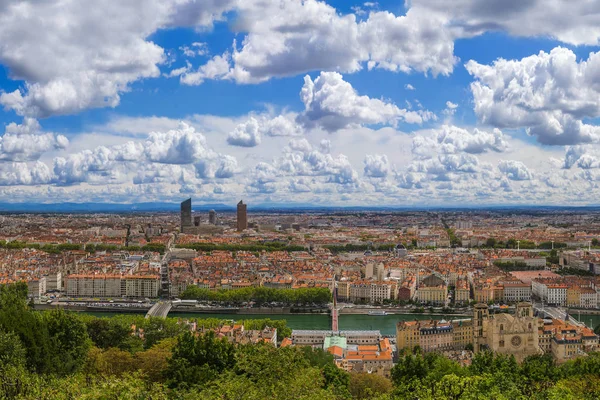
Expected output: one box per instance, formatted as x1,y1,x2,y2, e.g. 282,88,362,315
1,1,600,206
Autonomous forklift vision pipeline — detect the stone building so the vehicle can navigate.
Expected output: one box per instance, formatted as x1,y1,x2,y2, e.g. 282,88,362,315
473,302,541,362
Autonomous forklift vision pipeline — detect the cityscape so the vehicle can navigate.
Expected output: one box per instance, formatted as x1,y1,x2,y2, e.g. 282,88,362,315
3,201,600,377
3,0,600,398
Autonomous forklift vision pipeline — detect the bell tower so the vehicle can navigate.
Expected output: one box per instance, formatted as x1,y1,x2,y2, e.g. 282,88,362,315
473,303,489,352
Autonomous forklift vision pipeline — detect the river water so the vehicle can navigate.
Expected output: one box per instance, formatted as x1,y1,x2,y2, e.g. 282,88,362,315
84,312,465,336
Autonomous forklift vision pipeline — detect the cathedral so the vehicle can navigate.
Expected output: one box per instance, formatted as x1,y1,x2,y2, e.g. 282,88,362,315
474,302,541,362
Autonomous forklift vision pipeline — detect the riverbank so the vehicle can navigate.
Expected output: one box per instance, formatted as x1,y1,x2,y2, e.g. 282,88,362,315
35,303,471,318
80,311,464,335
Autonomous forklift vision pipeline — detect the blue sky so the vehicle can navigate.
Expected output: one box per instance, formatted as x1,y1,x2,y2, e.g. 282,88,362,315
0,0,600,206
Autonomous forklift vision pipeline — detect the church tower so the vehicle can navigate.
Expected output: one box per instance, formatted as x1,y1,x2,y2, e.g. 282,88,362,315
473,303,489,352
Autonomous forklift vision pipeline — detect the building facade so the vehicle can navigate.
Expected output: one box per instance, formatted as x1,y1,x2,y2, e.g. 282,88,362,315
473,302,540,362
237,200,248,232
180,198,192,231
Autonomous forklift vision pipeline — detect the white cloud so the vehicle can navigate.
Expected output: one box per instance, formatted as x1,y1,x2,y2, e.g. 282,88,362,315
405,84,416,91
144,123,212,164
443,101,458,116
0,0,236,117
466,47,600,145
412,0,600,46
0,118,68,161
0,162,53,186
185,0,457,85
412,125,508,159
498,160,533,181
227,117,262,147
298,71,433,132
180,42,208,58
195,155,238,180
180,53,231,85
364,154,390,177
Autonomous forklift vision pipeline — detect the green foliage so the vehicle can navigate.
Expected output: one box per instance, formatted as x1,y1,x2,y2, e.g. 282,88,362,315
485,238,497,248
165,330,236,389
558,267,595,276
42,309,91,375
349,373,393,399
538,242,568,249
141,242,166,253
177,242,306,252
180,285,331,306
324,243,395,254
86,317,134,350
494,260,536,271
0,330,27,368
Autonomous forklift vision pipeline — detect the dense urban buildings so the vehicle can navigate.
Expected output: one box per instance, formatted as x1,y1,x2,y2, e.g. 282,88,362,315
2,204,600,366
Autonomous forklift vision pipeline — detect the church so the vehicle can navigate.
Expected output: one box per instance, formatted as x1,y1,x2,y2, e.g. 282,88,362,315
474,302,541,362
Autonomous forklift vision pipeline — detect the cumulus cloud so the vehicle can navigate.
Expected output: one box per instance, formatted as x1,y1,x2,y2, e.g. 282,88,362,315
195,155,238,180
51,122,237,185
563,145,600,169
498,160,533,181
412,125,508,159
364,154,390,178
144,123,212,164
0,0,235,117
183,0,457,85
466,47,600,145
227,118,262,147
180,53,231,85
298,72,433,132
0,118,68,161
412,0,600,46
0,162,53,186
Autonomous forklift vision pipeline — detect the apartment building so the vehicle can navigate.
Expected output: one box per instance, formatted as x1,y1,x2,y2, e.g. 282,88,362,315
502,281,532,303
66,274,159,298
417,275,448,305
532,279,567,306
28,277,46,298
396,319,473,352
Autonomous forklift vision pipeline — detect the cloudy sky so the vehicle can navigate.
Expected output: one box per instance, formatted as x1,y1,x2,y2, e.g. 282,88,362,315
1,0,600,206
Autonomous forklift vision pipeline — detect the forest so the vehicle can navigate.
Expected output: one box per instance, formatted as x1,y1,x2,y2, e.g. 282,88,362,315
1,282,600,399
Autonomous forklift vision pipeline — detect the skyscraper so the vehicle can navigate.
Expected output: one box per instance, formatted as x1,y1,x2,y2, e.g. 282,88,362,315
237,200,247,232
208,209,217,225
180,198,192,231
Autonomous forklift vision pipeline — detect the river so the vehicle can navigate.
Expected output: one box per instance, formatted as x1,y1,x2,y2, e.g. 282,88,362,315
84,312,463,336
574,313,600,330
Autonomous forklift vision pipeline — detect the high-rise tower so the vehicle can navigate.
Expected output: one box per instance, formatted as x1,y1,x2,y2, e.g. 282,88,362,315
237,200,247,232
180,198,192,231
208,209,217,225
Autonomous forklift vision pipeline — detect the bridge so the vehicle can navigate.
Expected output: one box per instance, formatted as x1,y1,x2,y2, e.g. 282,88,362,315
146,301,172,319
533,303,585,327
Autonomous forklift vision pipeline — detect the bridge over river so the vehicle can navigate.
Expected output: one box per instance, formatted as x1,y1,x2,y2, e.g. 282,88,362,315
145,301,172,318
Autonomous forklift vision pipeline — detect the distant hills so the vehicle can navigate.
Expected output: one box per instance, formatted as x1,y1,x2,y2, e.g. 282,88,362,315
0,202,600,213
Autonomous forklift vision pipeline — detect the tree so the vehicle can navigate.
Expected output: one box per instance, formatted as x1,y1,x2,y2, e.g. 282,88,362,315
86,318,133,350
135,338,176,382
485,238,497,248
349,373,393,399
165,330,235,388
0,331,27,368
43,309,91,375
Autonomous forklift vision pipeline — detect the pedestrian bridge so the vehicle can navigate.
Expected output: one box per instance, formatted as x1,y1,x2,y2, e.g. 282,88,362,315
145,301,172,319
